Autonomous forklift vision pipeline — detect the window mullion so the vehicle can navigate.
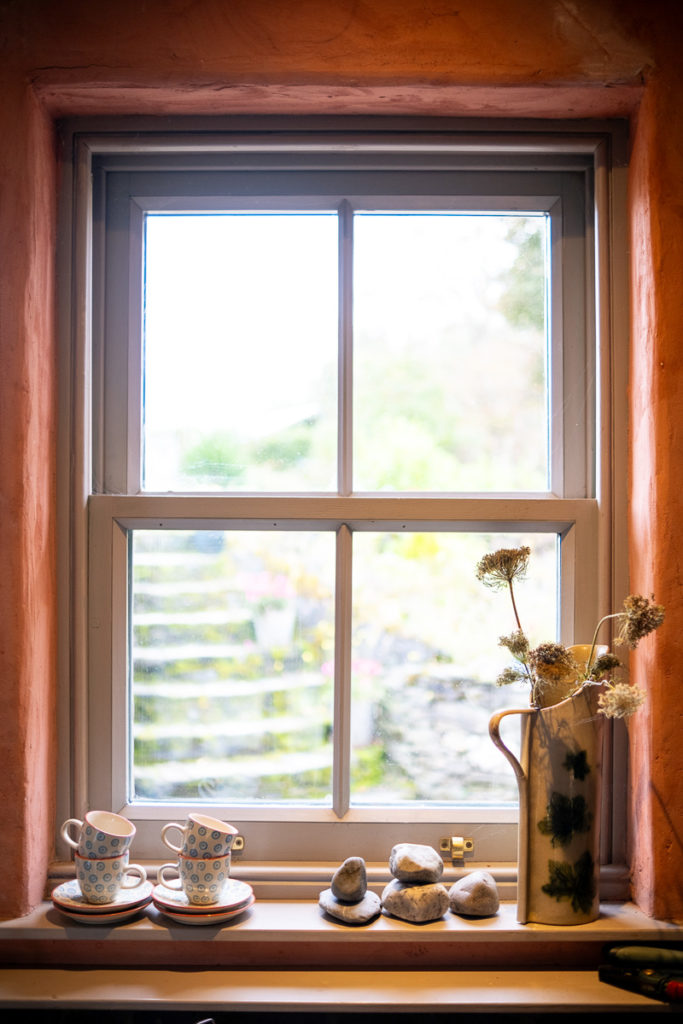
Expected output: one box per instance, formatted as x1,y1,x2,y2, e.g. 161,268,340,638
332,523,353,816
338,199,353,497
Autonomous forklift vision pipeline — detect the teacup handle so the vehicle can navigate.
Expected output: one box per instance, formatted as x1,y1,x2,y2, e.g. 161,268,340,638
161,822,184,854
60,817,84,850
122,863,147,889
158,862,182,890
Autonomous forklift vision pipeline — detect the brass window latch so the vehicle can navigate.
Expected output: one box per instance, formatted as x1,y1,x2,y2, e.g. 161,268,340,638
440,835,474,862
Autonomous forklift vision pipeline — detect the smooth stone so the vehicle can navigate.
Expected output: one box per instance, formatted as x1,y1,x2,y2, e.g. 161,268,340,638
381,879,449,922
331,856,367,903
449,869,500,917
319,887,381,925
389,842,444,883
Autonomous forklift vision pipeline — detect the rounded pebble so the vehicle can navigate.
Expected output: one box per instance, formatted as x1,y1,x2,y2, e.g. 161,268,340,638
319,887,381,924
331,856,367,903
381,879,449,922
448,869,500,917
389,843,444,883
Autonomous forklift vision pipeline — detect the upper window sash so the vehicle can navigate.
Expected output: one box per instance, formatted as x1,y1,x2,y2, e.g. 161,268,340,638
92,161,593,501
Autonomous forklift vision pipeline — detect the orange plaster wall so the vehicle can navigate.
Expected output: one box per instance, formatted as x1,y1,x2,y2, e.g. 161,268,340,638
0,0,682,922
0,74,58,917
628,49,683,918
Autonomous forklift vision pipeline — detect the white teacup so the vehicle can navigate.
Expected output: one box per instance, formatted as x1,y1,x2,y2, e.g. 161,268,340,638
161,813,238,859
61,810,136,858
74,851,146,905
158,853,231,905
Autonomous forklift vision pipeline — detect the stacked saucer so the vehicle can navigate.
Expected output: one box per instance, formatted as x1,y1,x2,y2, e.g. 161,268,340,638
152,877,254,925
51,878,153,925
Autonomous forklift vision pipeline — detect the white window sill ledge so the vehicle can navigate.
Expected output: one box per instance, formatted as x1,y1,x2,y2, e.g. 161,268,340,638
2,897,681,941
0,901,681,1012
1,899,681,963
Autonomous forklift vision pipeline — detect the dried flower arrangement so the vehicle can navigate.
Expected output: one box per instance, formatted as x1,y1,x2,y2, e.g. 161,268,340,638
476,545,665,717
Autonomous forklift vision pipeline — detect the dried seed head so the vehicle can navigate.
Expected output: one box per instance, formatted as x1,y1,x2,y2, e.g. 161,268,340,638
617,594,665,648
475,546,531,590
598,682,646,719
496,666,527,687
588,652,621,680
528,642,576,682
498,630,530,660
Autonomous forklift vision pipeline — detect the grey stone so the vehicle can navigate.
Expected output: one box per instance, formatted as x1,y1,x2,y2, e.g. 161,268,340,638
381,879,449,922
448,869,500,917
319,887,381,925
389,842,444,883
331,856,367,903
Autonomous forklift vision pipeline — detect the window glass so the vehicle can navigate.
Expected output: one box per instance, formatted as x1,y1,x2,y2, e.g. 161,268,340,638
143,214,339,492
350,531,556,804
353,213,549,492
130,526,556,809
131,529,336,802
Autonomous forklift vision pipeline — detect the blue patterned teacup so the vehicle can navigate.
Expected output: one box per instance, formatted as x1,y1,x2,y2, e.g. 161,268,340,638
161,813,238,859
61,810,136,858
158,852,231,905
74,851,146,904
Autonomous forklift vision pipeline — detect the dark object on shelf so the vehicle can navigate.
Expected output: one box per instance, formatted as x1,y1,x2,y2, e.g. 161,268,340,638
599,963,683,1003
606,942,683,969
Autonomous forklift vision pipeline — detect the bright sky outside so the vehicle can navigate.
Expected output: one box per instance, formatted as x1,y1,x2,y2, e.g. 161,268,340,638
143,211,544,437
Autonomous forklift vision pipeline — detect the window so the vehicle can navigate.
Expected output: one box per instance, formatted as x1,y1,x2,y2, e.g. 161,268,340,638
59,121,626,866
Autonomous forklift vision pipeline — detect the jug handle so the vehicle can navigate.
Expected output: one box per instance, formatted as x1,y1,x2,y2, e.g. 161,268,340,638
488,707,535,782
488,706,536,927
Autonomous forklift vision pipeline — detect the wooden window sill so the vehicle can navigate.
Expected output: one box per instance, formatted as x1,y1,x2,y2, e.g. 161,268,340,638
0,900,681,973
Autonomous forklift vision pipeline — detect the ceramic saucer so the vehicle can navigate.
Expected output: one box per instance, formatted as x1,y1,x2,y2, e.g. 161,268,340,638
54,902,151,925
152,891,253,917
152,877,253,913
153,894,255,926
52,878,154,914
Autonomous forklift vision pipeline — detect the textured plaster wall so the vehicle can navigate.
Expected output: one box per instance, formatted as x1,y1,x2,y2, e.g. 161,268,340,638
0,71,57,918
0,0,681,922
627,40,683,917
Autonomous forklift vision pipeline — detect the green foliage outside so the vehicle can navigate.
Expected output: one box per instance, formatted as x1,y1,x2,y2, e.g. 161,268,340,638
176,215,546,495
498,219,546,332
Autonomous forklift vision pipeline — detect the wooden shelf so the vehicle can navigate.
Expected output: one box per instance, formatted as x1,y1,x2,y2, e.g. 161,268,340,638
0,966,677,1014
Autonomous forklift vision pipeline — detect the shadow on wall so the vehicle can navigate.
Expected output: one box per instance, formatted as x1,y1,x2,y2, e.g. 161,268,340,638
652,782,683,910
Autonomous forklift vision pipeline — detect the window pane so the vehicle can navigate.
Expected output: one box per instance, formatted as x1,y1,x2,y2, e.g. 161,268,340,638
350,532,557,804
130,529,335,803
353,214,549,492
143,214,338,492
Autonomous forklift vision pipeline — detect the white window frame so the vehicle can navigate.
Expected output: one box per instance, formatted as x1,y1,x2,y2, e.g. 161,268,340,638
56,119,628,877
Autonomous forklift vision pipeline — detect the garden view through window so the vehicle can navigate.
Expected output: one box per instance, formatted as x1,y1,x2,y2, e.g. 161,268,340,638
131,208,557,808
132,528,556,806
